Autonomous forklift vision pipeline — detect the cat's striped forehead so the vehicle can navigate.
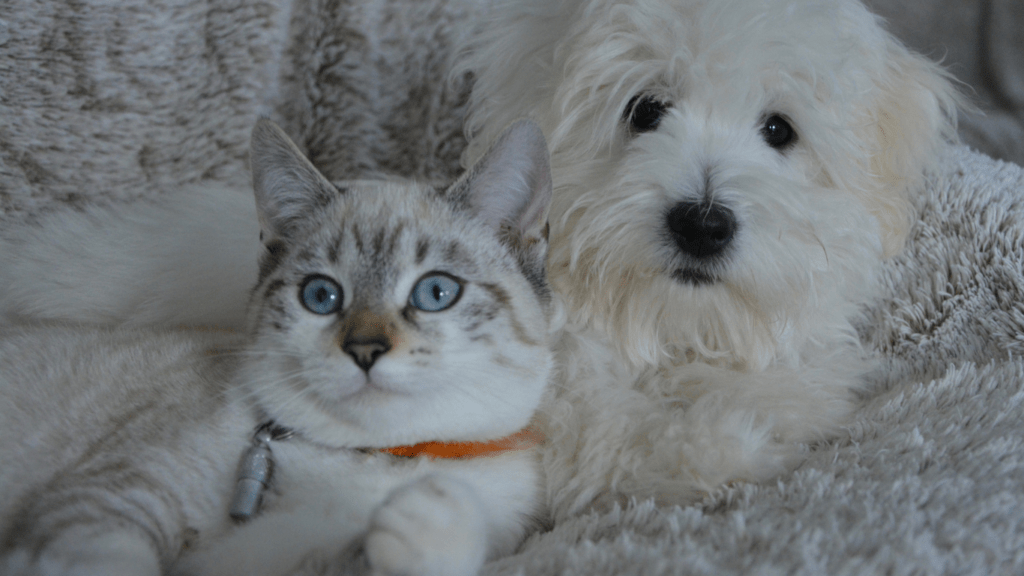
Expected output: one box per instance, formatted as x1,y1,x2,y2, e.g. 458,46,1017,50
255,180,513,303
331,181,496,277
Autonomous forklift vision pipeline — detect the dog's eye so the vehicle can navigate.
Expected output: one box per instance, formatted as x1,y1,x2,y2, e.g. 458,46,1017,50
761,115,797,149
624,95,668,133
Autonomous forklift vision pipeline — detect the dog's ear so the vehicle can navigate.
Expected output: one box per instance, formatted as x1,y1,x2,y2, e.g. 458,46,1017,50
854,40,963,257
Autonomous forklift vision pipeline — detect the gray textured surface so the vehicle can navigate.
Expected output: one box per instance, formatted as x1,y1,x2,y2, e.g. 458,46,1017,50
0,0,474,221
271,0,476,184
0,0,285,219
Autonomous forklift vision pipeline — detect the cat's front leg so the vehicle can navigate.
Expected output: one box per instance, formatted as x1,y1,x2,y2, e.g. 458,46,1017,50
3,527,160,576
365,475,488,576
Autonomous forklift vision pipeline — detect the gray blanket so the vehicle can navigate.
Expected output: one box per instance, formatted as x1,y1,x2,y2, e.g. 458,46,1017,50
2,0,1023,573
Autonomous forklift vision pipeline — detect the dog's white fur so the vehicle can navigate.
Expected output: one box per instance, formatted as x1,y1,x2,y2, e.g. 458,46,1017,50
0,0,960,525
455,0,961,519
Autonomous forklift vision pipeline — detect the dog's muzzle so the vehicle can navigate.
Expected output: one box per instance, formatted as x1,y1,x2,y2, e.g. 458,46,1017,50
666,201,736,260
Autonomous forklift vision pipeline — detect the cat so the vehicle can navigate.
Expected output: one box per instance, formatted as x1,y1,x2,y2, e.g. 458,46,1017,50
0,118,559,576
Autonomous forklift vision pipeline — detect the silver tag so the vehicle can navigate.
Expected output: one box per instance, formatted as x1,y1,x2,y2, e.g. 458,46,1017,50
229,429,275,521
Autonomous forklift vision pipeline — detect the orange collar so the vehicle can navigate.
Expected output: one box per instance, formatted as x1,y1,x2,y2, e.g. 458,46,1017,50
380,428,543,459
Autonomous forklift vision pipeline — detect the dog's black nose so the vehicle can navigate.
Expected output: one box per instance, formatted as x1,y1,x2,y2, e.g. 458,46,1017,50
666,201,737,259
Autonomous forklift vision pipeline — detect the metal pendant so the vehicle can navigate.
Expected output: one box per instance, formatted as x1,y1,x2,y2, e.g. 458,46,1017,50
229,423,291,521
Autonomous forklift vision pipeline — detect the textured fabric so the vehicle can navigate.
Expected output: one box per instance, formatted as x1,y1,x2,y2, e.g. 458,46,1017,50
0,0,474,221
0,0,288,220
2,0,1023,573
271,0,476,184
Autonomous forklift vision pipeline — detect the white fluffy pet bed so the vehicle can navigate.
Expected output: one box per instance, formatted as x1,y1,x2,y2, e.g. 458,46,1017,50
2,0,1023,573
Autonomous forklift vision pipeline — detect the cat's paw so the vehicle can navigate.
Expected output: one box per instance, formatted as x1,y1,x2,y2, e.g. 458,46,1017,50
2,531,160,576
365,475,487,576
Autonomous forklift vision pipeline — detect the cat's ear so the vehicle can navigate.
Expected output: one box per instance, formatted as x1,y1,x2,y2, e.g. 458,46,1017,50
454,120,552,243
250,118,337,242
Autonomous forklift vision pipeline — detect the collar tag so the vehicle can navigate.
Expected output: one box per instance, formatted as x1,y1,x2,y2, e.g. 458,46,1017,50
229,422,291,521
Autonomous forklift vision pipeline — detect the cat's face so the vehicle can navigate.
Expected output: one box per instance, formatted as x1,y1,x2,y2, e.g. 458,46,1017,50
240,120,557,448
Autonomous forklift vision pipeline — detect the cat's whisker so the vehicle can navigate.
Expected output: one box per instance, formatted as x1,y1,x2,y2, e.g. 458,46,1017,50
248,368,335,417
216,349,300,358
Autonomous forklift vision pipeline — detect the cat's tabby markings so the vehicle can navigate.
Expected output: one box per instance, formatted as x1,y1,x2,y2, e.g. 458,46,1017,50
0,118,556,576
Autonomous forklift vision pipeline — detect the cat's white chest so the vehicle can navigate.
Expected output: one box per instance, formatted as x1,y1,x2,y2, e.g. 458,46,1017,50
265,443,413,528
177,441,541,576
176,441,416,574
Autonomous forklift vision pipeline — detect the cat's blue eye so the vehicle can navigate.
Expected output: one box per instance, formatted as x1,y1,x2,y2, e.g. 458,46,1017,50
300,275,343,315
409,273,462,312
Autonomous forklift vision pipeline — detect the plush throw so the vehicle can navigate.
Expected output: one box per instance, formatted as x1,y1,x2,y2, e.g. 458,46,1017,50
0,0,473,220
1,0,1022,573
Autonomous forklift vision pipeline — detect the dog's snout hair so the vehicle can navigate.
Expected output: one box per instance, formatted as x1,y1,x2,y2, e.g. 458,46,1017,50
666,200,736,259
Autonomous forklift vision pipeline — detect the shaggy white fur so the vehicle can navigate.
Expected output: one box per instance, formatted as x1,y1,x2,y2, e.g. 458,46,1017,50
474,144,1024,576
454,0,963,520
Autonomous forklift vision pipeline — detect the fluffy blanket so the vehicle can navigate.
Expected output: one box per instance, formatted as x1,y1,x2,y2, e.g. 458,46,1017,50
2,0,1023,574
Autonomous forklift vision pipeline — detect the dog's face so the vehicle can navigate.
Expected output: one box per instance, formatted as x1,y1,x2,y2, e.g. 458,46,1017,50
460,0,959,370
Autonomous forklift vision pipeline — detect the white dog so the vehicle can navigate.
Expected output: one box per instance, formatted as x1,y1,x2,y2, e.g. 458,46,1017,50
0,0,960,524
454,0,961,519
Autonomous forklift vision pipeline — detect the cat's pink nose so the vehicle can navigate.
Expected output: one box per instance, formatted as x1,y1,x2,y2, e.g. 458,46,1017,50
343,339,391,372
